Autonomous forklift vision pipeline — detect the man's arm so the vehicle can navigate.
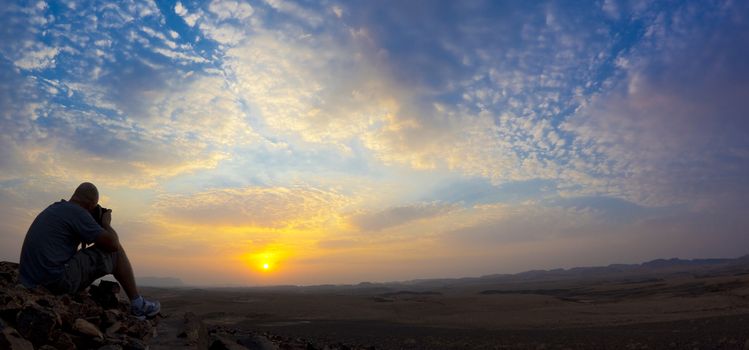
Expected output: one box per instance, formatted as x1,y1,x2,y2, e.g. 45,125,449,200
94,209,120,252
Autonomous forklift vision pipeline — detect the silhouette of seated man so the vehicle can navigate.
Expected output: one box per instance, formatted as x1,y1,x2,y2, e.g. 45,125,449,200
19,182,160,319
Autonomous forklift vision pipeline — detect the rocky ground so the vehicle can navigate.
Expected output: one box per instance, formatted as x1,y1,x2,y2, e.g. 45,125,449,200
0,261,157,350
4,259,749,349
0,261,378,349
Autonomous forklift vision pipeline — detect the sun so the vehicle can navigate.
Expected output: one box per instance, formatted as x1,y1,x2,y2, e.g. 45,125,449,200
239,250,282,273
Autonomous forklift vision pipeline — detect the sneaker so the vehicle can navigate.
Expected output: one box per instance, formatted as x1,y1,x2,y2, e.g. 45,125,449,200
130,296,160,320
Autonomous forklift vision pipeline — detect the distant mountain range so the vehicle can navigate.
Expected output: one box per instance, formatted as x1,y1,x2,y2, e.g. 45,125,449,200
136,276,184,287
383,254,749,291
280,254,749,293
134,254,749,290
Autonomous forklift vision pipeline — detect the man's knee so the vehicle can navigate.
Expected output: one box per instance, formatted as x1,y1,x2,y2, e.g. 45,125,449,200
68,247,118,292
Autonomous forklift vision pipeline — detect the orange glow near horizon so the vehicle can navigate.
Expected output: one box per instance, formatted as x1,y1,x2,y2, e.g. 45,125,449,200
240,250,282,273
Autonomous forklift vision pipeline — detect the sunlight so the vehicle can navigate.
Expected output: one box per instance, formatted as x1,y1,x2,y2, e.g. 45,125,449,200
239,250,282,273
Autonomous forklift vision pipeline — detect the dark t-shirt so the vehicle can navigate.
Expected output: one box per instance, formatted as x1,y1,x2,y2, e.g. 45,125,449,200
19,200,103,288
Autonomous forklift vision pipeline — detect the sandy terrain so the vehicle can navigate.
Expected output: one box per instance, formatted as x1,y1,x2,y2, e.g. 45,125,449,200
146,260,749,349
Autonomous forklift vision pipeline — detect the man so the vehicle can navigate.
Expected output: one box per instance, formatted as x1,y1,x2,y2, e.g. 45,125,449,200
19,182,160,319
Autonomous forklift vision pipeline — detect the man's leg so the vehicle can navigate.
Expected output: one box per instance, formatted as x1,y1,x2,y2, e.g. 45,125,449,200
111,245,138,300
98,244,160,318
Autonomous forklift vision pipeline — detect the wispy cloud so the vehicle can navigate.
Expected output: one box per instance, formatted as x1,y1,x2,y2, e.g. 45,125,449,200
1,0,747,284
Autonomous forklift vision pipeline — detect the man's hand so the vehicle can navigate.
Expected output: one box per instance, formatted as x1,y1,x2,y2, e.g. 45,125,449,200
102,208,112,227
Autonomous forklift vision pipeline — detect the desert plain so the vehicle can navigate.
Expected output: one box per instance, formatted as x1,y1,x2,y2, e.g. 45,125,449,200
145,256,749,349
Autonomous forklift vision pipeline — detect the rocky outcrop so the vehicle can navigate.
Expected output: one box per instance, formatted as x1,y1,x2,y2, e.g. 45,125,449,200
0,261,157,349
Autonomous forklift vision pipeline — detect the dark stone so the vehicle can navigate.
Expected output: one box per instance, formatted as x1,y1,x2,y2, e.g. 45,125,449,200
123,318,152,340
209,335,248,350
182,311,209,348
123,337,148,350
102,309,122,326
0,264,156,350
0,293,23,322
98,345,124,350
15,303,57,345
0,261,20,286
0,327,34,350
50,330,77,350
36,298,52,307
238,335,278,350
66,299,103,321
90,281,121,309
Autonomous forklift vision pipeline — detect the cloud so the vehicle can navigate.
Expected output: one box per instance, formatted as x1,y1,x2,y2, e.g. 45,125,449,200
208,0,254,21
561,1,749,206
174,1,187,16
153,186,350,228
13,44,60,70
351,202,458,231
262,0,323,27
222,31,401,144
445,202,602,245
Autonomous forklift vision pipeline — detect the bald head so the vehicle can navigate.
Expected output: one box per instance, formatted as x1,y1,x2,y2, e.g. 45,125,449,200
70,182,99,210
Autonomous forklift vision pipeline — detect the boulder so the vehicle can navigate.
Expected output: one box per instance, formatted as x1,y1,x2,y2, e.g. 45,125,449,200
103,309,122,326
15,302,58,345
0,327,34,350
106,321,125,336
90,281,122,309
210,335,249,350
74,318,104,340
238,335,279,350
123,318,153,340
123,337,149,350
50,330,77,350
179,311,209,347
0,261,19,284
98,345,124,350
0,261,155,349
0,293,23,321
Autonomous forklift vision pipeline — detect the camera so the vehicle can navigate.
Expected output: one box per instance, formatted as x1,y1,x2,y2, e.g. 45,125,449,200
90,204,110,226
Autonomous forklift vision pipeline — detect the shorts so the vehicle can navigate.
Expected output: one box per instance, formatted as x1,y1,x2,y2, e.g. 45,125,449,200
45,247,118,295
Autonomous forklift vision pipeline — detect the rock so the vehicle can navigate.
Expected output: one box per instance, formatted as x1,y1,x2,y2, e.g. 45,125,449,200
209,335,248,350
99,345,124,350
90,281,122,309
0,262,154,349
123,318,152,340
0,327,34,350
103,309,122,326
744,339,749,350
74,318,104,340
180,311,208,347
0,295,23,322
49,330,76,350
38,345,58,350
238,335,279,350
15,303,58,344
106,321,125,336
123,336,148,350
66,299,104,321
0,261,20,285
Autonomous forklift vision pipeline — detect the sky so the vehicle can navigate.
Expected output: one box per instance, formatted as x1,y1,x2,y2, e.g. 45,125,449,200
0,0,748,286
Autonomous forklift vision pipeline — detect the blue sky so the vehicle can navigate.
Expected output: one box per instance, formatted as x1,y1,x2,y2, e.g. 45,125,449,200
1,0,748,285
